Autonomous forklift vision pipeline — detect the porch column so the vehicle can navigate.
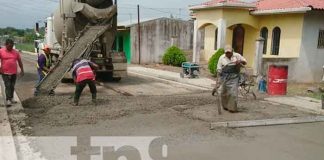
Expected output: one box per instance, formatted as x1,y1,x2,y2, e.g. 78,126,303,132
217,18,227,49
193,19,201,63
253,37,265,76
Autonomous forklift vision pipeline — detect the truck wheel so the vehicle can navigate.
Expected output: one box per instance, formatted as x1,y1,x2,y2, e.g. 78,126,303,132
113,77,121,82
61,78,74,83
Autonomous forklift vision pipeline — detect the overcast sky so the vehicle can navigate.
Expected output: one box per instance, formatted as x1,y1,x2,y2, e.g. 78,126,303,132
0,0,256,29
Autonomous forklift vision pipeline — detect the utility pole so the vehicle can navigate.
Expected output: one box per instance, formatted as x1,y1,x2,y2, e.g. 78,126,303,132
137,4,141,64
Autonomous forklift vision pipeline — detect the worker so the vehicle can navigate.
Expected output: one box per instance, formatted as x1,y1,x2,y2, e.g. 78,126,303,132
71,58,98,106
34,45,52,96
37,45,52,83
0,39,24,107
215,45,247,113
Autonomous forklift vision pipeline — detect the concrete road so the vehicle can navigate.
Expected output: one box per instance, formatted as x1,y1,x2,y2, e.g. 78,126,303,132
8,52,324,160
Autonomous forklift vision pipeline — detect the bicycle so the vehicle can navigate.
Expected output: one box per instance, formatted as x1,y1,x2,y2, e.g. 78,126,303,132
238,67,257,100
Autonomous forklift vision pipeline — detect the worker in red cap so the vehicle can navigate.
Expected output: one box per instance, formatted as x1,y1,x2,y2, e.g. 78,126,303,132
34,44,52,96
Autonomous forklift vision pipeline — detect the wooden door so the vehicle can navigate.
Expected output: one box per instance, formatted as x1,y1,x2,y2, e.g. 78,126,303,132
232,25,245,55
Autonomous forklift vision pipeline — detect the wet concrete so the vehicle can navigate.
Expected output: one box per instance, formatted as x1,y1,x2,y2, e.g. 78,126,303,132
7,53,324,160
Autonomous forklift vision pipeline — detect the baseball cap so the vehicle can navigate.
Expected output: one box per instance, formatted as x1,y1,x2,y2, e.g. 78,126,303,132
225,45,233,53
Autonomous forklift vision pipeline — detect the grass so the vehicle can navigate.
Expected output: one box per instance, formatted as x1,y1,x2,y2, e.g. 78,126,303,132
15,43,35,53
287,83,324,100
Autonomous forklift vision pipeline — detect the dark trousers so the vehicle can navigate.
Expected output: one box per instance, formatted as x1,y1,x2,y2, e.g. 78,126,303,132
2,74,17,101
74,79,97,103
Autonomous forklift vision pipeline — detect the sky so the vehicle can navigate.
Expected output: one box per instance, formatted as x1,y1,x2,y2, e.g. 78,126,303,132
0,0,206,29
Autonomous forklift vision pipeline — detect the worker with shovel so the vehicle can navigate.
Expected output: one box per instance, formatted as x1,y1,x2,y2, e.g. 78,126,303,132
71,58,99,106
214,45,247,113
34,45,52,96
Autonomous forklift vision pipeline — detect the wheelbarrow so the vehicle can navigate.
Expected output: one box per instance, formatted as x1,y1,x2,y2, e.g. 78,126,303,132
180,62,200,78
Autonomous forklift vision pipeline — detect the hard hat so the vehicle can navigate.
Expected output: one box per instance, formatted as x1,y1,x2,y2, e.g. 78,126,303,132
42,44,51,52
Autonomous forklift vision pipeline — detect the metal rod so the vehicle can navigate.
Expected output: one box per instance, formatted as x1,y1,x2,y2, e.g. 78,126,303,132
137,5,141,64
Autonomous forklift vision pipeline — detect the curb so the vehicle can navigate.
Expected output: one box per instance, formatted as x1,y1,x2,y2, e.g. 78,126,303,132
0,77,18,160
210,116,324,129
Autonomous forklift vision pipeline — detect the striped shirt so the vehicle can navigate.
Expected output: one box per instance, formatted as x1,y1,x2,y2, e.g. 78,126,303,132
72,59,95,83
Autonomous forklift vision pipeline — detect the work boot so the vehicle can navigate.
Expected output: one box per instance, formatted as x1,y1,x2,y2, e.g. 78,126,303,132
72,102,79,106
10,99,17,104
212,88,217,96
49,90,55,96
6,100,12,107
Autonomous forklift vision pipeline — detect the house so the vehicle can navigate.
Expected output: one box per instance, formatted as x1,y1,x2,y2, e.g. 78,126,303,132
190,0,324,82
117,17,194,64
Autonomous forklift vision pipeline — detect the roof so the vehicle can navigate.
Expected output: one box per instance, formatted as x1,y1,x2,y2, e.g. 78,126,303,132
256,0,324,11
190,0,256,10
190,0,324,14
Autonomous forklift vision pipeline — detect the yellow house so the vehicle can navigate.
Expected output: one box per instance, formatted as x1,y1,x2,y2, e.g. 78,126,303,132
190,0,324,82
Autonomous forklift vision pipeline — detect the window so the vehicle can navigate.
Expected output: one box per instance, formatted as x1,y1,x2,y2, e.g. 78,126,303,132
260,27,268,54
318,30,324,49
214,28,218,50
271,27,281,55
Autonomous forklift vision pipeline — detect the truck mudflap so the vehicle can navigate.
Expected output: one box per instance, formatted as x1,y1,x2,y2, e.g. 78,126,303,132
90,51,127,81
111,51,127,78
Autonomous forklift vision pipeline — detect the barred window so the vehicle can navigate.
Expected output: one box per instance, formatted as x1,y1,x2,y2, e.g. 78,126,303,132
271,27,281,55
214,28,218,50
260,27,268,54
318,30,324,49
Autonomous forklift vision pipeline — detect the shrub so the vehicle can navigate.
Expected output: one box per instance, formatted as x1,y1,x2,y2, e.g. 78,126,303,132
208,48,225,76
162,46,187,67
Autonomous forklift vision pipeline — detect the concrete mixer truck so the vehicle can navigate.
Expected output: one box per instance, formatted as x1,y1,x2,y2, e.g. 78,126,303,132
35,0,127,95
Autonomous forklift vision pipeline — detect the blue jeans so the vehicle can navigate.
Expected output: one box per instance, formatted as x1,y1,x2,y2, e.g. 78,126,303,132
34,70,45,96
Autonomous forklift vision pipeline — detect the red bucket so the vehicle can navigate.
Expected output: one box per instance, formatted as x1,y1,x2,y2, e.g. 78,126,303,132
267,65,288,95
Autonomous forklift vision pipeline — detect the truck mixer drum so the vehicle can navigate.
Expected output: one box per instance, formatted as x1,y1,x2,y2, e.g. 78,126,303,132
83,0,113,8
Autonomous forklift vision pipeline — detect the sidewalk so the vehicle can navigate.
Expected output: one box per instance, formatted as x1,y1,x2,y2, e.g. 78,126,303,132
128,66,215,90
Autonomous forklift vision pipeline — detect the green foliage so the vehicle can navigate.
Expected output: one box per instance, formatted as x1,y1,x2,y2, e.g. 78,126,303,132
208,48,225,75
162,46,187,67
15,43,35,52
0,27,45,43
